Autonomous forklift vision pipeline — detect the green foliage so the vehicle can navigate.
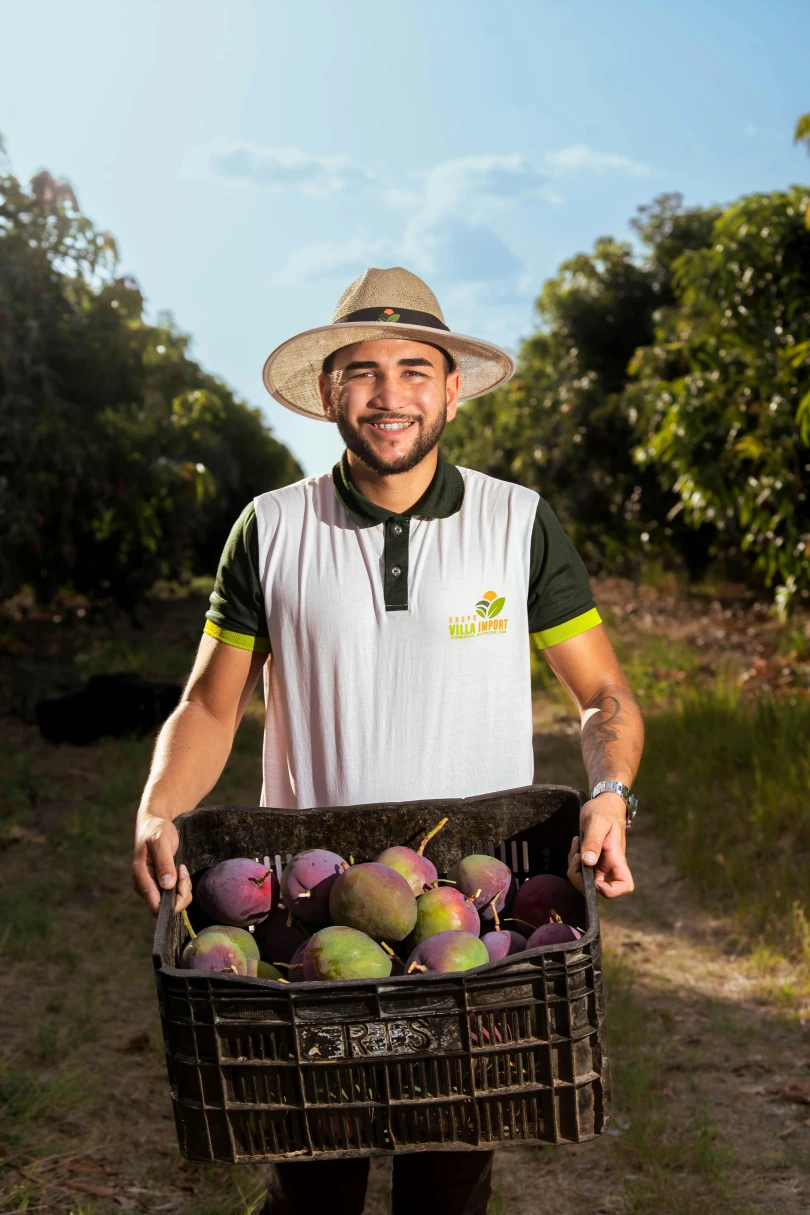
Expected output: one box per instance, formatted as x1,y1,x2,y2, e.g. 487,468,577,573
446,178,810,604
630,187,810,605
0,144,302,609
444,195,720,577
795,112,810,154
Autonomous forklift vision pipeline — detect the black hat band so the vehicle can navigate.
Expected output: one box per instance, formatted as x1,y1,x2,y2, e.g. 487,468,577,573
336,307,450,331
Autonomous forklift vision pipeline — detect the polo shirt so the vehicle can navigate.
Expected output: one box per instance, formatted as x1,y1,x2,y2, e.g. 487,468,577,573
205,452,600,810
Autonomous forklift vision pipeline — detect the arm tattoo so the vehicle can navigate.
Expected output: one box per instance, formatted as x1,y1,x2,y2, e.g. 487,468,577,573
580,690,641,788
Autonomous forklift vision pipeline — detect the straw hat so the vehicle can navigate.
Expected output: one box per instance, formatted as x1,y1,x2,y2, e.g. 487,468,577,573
262,266,516,420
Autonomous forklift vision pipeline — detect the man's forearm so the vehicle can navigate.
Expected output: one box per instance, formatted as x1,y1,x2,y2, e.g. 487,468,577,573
137,699,236,825
580,683,644,792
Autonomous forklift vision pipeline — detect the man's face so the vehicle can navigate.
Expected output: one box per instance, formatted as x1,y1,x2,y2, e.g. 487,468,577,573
319,339,460,475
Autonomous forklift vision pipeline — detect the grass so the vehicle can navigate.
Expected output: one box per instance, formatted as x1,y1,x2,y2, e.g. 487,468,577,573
601,955,743,1215
635,687,810,985
0,709,269,1213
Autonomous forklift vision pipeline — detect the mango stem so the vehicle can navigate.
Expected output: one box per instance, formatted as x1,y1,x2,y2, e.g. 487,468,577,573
489,899,501,931
408,961,428,973
505,917,535,932
182,908,197,941
417,817,449,856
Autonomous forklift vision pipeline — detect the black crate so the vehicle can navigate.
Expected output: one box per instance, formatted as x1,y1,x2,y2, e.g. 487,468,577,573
153,784,611,1162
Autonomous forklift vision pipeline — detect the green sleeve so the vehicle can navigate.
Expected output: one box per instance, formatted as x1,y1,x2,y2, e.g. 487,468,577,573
528,499,601,650
204,503,271,653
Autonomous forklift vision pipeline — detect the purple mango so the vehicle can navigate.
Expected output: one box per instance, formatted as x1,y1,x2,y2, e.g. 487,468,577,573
481,929,527,962
329,863,417,942
253,905,310,964
286,938,312,983
512,875,584,930
526,922,582,948
447,854,514,923
410,886,479,946
280,849,347,924
195,859,277,927
376,846,437,896
406,930,489,975
181,925,259,975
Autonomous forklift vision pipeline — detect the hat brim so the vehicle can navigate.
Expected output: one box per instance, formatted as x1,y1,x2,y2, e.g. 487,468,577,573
262,322,516,420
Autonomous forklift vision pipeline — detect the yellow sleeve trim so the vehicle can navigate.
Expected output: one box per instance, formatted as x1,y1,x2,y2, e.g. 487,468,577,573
204,620,271,653
531,607,602,651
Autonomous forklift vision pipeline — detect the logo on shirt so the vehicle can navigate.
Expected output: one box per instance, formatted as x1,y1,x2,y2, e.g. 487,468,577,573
448,590,509,639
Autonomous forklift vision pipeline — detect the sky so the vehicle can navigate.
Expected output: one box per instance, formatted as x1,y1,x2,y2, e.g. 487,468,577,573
2,0,809,476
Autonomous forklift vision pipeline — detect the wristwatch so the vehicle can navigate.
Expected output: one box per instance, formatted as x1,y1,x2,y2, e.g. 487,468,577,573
591,780,638,829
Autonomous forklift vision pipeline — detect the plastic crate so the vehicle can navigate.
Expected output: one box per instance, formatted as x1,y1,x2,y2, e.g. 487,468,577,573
153,784,611,1162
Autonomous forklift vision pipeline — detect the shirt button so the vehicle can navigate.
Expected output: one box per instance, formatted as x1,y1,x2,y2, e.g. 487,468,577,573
393,524,403,535
391,566,402,577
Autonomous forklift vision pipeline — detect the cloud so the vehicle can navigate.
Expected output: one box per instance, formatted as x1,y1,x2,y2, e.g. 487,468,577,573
545,143,660,178
394,154,558,294
267,237,391,288
189,140,375,196
401,214,523,284
742,123,787,144
419,154,564,219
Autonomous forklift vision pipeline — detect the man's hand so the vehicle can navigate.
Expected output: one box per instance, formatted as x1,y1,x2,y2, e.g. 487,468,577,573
567,793,634,899
132,813,192,917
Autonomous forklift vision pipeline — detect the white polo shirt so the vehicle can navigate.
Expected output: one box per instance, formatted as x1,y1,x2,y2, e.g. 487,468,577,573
205,453,600,809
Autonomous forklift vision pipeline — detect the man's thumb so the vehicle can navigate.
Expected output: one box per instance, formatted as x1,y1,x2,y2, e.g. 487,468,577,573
581,827,606,867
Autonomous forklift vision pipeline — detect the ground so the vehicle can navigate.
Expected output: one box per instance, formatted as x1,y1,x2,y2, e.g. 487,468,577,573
1,578,809,1213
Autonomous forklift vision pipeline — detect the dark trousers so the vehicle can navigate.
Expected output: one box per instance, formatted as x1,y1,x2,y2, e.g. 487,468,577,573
262,1150,493,1215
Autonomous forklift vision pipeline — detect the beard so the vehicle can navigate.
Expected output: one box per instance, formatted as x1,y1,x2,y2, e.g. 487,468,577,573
334,404,448,475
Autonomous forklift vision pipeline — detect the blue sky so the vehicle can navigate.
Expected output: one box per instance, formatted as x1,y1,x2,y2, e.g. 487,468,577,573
2,0,808,475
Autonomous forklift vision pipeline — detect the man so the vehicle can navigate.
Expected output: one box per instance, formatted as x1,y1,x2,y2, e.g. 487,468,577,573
133,267,644,1215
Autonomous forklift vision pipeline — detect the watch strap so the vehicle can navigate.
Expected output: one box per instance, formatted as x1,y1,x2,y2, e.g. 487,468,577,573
591,780,638,828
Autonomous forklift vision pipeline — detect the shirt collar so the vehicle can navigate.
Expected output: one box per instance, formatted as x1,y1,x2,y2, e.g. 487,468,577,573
332,449,465,529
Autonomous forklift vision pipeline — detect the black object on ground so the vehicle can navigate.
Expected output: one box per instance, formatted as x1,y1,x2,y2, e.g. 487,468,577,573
36,672,181,745
154,785,610,1163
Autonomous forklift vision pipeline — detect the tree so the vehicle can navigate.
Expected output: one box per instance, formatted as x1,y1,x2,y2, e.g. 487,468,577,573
444,195,719,576
0,142,301,609
628,186,810,610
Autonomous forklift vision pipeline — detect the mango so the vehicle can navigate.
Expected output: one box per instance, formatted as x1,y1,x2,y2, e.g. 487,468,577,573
253,905,309,964
481,928,527,962
280,849,346,924
287,939,311,983
303,925,392,981
406,930,488,975
410,886,479,946
447,854,514,923
256,960,285,980
329,862,417,942
376,845,437,896
526,922,582,948
512,874,584,929
195,858,277,927
181,924,259,974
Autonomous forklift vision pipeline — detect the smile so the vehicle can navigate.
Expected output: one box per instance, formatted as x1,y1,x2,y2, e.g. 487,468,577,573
367,420,415,432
